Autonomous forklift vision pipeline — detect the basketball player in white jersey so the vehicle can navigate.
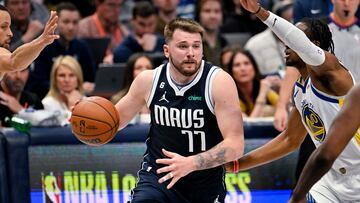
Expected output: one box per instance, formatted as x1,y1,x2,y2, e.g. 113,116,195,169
224,0,359,202
0,5,59,81
289,83,360,202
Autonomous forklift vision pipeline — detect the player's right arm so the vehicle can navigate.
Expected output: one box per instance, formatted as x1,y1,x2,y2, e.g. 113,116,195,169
115,69,153,129
0,11,59,72
226,107,308,172
290,84,360,202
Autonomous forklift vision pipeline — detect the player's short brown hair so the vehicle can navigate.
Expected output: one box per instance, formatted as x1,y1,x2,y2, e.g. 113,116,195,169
164,18,204,43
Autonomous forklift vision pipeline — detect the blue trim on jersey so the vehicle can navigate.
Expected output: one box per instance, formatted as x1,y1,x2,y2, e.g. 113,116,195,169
310,85,339,103
295,78,309,93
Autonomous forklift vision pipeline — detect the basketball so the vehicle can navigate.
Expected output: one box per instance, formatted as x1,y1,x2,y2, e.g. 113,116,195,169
70,96,120,146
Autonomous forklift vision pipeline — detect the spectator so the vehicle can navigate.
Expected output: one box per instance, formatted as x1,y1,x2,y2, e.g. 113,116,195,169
113,1,164,63
220,45,241,72
325,0,360,81
0,68,43,127
195,0,227,66
5,0,49,51
111,53,153,123
153,0,179,36
228,49,280,117
27,2,96,100
78,0,129,63
42,55,85,126
245,0,293,76
293,0,360,24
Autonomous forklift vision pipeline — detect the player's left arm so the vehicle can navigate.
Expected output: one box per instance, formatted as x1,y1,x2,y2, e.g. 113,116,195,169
290,84,360,202
156,70,244,189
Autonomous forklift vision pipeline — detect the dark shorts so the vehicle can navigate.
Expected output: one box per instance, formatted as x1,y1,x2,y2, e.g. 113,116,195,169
130,162,225,203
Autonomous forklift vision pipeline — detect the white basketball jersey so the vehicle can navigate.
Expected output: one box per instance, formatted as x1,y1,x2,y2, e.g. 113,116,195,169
293,76,360,173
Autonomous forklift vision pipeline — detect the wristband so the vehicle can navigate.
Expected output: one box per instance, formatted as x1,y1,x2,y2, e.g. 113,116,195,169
253,5,262,14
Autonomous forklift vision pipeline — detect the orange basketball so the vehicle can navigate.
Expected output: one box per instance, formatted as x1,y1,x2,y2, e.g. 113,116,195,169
70,96,120,146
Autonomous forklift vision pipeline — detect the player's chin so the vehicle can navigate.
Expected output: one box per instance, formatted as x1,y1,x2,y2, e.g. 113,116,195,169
2,43,9,49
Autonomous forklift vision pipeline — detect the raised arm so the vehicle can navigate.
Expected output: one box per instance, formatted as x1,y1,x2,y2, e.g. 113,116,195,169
240,0,325,66
290,84,360,202
226,107,308,172
0,11,59,72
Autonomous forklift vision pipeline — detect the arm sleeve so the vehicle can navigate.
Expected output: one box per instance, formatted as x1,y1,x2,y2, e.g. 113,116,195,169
263,12,325,66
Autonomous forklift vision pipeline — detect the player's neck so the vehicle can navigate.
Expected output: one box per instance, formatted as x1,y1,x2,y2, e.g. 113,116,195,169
169,66,200,85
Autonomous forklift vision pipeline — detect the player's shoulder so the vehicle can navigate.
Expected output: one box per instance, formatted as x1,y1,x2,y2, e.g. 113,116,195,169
0,47,11,55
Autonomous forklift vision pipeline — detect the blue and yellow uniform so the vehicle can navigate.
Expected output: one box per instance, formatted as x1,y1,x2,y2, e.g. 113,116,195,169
293,75,360,202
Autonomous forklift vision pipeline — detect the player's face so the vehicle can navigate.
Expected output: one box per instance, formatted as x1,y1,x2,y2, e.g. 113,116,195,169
133,56,153,78
199,0,223,31
57,10,80,42
3,69,29,93
0,11,13,49
164,29,203,77
231,52,256,84
56,65,79,94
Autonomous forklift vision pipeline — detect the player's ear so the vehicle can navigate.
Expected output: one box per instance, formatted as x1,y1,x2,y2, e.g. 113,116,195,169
163,44,169,58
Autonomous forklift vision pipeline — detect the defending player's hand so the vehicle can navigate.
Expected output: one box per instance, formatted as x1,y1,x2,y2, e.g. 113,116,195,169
239,0,260,13
156,148,196,189
39,11,59,45
288,196,307,203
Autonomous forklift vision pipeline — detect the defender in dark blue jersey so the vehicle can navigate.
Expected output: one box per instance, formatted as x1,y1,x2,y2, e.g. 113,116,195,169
115,18,244,203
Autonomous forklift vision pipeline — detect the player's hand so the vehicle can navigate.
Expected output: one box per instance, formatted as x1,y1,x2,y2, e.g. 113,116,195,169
39,11,59,45
288,196,307,203
156,149,196,189
239,0,260,13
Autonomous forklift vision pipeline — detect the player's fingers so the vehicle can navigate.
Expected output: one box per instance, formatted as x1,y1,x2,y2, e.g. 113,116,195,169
156,158,172,165
156,165,172,174
158,172,174,184
162,148,177,157
167,176,180,189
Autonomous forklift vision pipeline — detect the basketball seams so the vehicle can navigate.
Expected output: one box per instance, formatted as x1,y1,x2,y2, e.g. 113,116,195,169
71,96,120,146
85,99,118,126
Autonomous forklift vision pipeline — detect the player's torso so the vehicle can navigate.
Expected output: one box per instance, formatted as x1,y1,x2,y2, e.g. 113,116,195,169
147,61,222,158
293,77,360,171
144,61,225,193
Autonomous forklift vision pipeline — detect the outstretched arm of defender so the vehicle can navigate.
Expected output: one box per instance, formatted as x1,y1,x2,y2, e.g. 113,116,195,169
225,107,308,173
290,85,360,202
0,11,59,72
